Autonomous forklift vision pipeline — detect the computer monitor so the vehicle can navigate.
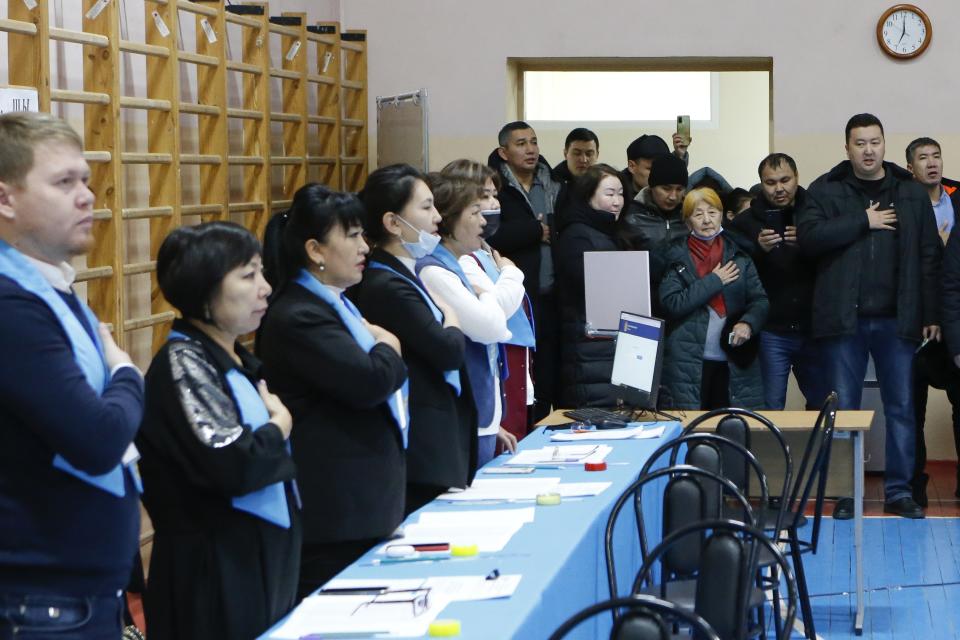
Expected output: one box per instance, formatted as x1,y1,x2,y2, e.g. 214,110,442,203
611,311,665,410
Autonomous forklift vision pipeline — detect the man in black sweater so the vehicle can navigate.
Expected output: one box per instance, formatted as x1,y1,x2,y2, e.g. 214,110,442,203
729,153,824,410
0,112,144,636
798,113,941,519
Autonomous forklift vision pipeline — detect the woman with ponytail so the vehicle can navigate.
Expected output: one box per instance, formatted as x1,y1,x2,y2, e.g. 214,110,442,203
258,184,408,599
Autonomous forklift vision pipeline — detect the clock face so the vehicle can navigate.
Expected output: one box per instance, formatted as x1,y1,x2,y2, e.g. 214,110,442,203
880,8,928,56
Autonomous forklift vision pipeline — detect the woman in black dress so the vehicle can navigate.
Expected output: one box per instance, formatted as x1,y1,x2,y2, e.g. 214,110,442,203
352,164,477,515
138,222,300,639
259,184,408,599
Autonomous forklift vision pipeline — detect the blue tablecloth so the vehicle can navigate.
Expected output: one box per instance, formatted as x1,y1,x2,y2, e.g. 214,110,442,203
261,421,682,640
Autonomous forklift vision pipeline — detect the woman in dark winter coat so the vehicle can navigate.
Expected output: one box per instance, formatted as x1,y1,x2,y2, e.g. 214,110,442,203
658,188,768,410
555,163,627,407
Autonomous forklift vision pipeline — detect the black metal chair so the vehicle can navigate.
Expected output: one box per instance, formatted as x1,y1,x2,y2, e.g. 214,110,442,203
547,595,720,640
773,391,839,640
635,520,798,640
605,459,764,631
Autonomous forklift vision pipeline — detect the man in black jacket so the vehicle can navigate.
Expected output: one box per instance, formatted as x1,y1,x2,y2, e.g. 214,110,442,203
730,153,824,410
553,128,599,225
488,121,562,418
798,113,942,519
906,137,960,503
620,134,690,203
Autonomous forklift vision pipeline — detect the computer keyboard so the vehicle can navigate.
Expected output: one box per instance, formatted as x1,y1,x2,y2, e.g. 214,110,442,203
563,407,632,424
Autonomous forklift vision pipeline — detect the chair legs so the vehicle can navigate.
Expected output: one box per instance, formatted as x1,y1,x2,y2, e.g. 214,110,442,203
789,528,816,640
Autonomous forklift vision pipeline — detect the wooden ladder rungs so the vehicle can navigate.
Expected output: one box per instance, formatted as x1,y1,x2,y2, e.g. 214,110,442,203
51,89,110,105
272,199,293,209
226,60,263,75
124,311,175,331
270,111,301,123
175,0,217,17
180,154,222,165
342,118,363,127
119,40,171,58
0,17,38,36
181,204,224,216
120,96,172,112
308,115,337,125
226,108,263,120
83,151,113,163
93,208,112,220
228,202,264,213
75,266,114,282
228,155,264,165
341,80,363,90
272,156,305,165
224,12,263,29
178,51,219,68
307,156,337,165
123,261,157,276
180,102,220,116
121,153,173,165
268,24,300,38
307,74,334,86
49,27,108,48
122,206,174,220
269,68,300,81
340,156,364,165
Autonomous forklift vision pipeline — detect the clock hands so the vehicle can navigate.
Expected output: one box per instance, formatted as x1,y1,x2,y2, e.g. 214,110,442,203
896,12,906,46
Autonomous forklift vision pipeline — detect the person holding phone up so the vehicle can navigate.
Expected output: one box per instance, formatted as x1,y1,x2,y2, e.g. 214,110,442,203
728,153,826,411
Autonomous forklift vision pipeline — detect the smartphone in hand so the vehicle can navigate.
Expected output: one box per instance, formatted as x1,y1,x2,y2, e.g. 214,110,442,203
764,209,786,238
676,115,691,144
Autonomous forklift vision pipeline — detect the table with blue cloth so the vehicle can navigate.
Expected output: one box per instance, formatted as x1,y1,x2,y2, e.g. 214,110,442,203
261,421,682,640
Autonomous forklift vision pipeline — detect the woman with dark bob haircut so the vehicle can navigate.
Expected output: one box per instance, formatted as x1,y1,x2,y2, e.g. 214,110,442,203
258,183,408,598
137,221,300,639
351,164,478,515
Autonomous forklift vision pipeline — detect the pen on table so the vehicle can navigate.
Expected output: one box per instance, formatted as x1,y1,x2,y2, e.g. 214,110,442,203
317,586,388,595
486,568,500,581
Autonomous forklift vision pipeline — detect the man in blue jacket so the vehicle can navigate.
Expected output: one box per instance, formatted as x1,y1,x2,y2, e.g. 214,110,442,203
798,113,941,519
0,112,144,637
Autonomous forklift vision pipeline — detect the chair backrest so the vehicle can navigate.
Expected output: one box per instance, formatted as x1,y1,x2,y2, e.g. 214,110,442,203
788,391,839,551
636,519,798,640
682,408,793,537
605,464,754,600
547,595,720,640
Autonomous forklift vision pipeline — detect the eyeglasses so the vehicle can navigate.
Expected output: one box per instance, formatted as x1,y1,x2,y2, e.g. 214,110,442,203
352,588,431,618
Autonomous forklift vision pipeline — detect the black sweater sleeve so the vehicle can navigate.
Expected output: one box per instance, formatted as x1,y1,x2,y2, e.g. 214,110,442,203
0,286,143,475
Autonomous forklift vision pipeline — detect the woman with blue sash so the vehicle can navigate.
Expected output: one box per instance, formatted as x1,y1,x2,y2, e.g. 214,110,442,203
352,164,478,514
258,184,408,599
137,222,300,639
418,173,525,468
442,159,538,443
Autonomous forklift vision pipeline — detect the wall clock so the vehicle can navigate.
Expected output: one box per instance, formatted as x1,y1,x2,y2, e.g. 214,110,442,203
877,4,931,59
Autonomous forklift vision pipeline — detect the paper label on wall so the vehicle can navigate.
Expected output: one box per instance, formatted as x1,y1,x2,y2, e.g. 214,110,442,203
200,18,217,44
152,11,170,38
0,88,39,114
285,40,302,62
322,51,333,73
85,0,110,21
21,0,38,11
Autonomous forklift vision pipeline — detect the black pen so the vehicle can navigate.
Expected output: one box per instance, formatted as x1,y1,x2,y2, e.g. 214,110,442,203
317,586,388,595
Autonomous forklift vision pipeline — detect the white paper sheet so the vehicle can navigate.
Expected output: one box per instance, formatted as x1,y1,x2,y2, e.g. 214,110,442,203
504,444,612,466
325,575,522,602
549,425,667,441
436,477,561,501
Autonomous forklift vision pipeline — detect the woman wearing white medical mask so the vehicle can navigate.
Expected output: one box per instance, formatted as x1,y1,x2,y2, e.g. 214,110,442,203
353,164,478,514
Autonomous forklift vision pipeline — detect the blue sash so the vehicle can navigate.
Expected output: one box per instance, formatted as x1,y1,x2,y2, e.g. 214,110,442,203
293,270,410,446
367,260,461,396
472,250,537,348
0,240,134,497
168,330,291,528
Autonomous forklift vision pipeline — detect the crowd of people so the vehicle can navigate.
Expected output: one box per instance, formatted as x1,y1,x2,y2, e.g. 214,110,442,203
3,107,960,637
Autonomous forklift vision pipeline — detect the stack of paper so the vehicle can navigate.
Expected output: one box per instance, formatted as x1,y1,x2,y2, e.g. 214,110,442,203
549,424,667,442
437,477,561,501
504,444,613,466
377,507,535,554
324,575,522,602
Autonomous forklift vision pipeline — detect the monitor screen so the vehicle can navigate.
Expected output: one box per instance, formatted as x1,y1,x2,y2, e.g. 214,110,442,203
611,311,665,409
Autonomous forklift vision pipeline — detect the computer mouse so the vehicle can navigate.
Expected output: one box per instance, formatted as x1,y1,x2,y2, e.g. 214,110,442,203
595,418,628,430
